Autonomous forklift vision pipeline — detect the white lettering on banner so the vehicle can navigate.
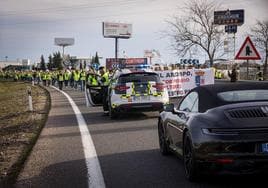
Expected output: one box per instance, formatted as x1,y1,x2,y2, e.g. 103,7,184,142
155,68,214,97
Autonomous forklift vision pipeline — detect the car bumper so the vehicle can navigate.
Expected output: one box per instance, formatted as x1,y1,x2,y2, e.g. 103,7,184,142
193,137,268,174
114,102,164,112
197,157,268,175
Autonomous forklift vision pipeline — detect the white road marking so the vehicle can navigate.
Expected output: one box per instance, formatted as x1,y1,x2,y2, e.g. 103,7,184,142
52,86,105,188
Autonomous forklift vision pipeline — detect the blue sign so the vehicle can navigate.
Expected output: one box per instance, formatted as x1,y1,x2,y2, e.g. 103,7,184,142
180,59,199,65
92,63,99,70
225,25,237,33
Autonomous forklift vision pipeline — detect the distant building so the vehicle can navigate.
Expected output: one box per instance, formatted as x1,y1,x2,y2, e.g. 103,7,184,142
22,59,31,66
0,60,21,69
0,59,32,71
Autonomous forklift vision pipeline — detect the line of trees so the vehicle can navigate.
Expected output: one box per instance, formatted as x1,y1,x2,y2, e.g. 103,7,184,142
39,52,63,71
39,51,100,71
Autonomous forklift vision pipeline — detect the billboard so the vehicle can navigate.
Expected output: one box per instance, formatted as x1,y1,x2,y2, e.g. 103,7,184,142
103,22,132,38
106,58,147,70
214,9,244,25
54,38,75,46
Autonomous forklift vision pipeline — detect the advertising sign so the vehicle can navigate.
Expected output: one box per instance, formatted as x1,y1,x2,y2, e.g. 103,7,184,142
155,69,214,97
103,22,132,38
125,58,147,65
106,58,147,70
54,38,75,46
214,9,244,25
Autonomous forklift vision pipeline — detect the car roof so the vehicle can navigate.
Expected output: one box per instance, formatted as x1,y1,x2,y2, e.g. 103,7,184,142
190,83,268,112
196,82,268,94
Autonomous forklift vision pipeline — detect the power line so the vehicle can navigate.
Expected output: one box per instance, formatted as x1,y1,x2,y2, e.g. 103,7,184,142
0,0,157,17
0,7,173,26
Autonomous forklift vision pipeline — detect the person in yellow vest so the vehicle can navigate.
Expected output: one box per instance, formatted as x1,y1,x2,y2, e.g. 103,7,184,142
46,70,52,86
64,70,70,87
14,70,18,81
41,71,46,86
99,66,110,113
87,73,99,86
57,71,64,90
73,69,80,90
51,71,57,86
80,69,86,91
36,71,41,84
27,71,32,82
70,69,75,88
218,70,222,79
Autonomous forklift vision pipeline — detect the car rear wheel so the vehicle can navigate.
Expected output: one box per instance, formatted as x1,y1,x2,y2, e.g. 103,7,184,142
109,103,118,119
158,121,170,155
183,132,200,182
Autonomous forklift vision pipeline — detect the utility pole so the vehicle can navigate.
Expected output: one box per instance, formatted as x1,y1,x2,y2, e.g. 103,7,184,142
115,37,118,61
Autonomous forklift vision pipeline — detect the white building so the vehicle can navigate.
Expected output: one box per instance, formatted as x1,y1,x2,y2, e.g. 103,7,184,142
0,60,22,69
22,59,31,66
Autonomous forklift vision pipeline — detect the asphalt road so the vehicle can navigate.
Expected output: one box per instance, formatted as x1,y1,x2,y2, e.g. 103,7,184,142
16,86,268,188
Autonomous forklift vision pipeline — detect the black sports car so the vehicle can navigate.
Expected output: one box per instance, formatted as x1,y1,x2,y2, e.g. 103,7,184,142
158,83,268,181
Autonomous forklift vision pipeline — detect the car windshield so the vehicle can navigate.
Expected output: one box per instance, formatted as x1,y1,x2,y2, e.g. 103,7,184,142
118,73,160,84
217,90,268,102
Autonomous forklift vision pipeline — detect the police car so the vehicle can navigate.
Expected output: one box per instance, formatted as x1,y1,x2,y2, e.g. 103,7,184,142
107,68,169,119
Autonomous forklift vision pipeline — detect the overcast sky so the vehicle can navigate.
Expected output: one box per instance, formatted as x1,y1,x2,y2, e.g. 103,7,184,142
0,0,267,65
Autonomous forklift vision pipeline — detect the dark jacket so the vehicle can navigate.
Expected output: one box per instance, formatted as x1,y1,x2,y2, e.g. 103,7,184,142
228,69,237,82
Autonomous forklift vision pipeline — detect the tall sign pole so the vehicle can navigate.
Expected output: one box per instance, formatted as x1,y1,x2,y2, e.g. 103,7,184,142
115,37,118,61
214,9,244,65
103,22,132,68
54,38,74,69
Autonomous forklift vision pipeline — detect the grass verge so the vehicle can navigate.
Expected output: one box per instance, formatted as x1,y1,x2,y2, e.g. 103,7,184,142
0,81,51,187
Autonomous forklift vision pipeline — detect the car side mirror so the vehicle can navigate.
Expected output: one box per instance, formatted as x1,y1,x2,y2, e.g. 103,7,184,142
164,103,174,112
182,108,191,112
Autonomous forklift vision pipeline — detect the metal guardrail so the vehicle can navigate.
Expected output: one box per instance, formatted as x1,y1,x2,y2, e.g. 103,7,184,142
215,79,268,84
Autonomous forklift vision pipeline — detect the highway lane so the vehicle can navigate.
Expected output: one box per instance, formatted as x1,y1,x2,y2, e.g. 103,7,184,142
14,85,268,188
16,87,89,188
65,88,267,188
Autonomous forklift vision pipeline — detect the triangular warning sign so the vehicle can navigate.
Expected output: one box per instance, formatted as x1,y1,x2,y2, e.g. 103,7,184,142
235,36,261,60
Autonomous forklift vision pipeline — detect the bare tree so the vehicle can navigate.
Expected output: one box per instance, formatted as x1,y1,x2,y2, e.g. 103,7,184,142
165,0,224,67
250,20,268,80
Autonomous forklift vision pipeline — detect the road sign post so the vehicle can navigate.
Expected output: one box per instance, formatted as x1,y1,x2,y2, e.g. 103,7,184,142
54,38,75,68
214,9,244,63
235,36,261,80
103,22,132,65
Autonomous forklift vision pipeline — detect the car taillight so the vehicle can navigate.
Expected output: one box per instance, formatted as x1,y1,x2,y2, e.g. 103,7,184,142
152,83,165,92
115,85,130,91
114,84,130,94
215,158,234,164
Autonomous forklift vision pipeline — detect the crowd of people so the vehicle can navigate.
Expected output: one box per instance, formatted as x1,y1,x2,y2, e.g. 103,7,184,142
0,67,110,91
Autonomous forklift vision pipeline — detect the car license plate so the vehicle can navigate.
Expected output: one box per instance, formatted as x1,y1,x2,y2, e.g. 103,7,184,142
261,143,268,153
133,96,141,101
141,96,150,101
